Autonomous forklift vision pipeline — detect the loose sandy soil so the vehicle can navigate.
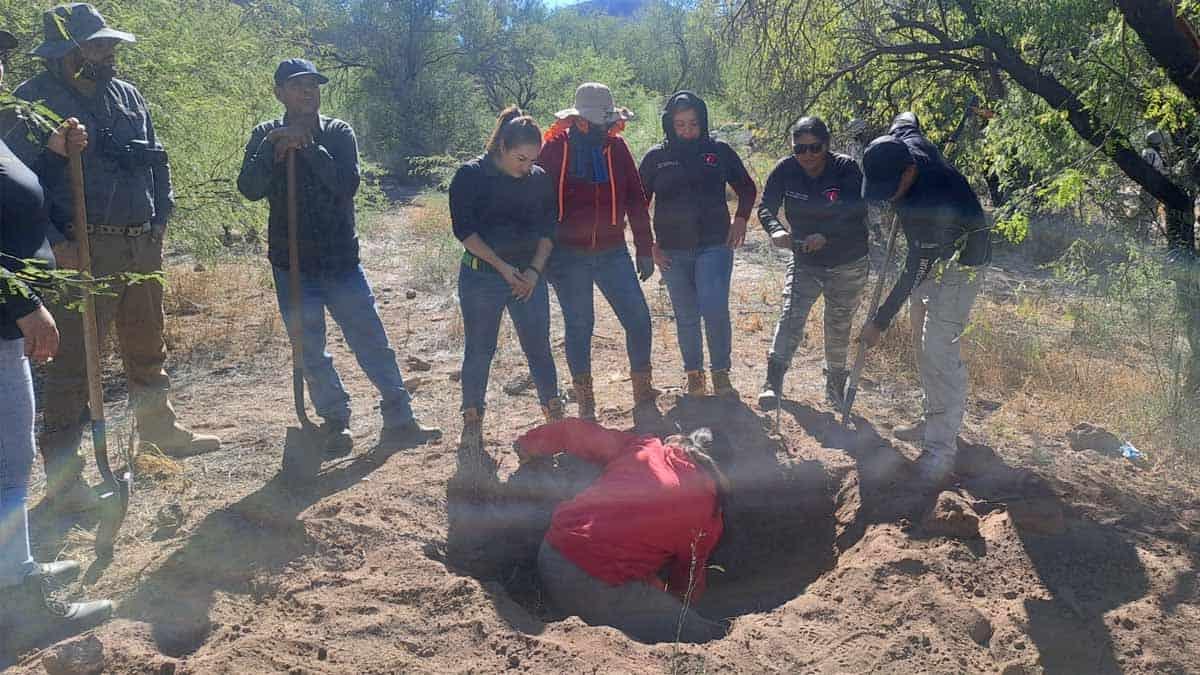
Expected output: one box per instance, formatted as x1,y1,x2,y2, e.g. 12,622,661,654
4,205,1199,674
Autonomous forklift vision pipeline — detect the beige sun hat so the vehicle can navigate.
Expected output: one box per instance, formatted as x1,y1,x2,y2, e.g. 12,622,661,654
555,82,635,125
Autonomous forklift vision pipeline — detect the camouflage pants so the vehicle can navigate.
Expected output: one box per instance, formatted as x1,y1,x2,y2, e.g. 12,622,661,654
39,231,171,489
768,255,869,373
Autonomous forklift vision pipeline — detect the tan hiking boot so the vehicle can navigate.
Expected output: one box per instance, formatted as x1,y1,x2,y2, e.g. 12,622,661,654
893,418,927,443
542,397,565,422
631,370,660,407
711,369,737,398
141,423,221,459
685,370,707,397
460,408,483,451
573,374,596,421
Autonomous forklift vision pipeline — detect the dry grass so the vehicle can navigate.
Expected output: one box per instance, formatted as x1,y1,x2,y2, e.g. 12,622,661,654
162,260,283,365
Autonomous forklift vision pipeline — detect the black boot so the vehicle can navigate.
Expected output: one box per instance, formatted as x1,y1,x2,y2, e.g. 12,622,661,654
757,359,787,411
319,419,354,458
825,368,849,409
0,577,113,654
380,418,443,449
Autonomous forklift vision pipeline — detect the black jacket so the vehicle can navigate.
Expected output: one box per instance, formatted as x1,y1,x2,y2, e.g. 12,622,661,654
237,115,361,275
758,153,868,267
449,155,557,270
639,91,755,250
874,115,991,330
1,140,54,341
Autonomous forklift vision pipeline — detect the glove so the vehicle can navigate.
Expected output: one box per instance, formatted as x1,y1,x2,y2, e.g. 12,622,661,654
636,256,655,281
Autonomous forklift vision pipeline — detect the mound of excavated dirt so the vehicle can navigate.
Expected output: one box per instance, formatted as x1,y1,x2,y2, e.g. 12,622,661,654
6,220,1199,673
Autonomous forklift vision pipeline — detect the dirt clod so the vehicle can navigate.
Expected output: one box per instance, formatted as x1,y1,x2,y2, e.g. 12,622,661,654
317,647,328,661
967,612,993,645
41,634,105,675
923,491,980,539
1006,497,1066,536
405,356,433,372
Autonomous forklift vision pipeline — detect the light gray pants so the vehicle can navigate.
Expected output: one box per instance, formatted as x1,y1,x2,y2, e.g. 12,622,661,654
537,540,726,644
910,261,982,456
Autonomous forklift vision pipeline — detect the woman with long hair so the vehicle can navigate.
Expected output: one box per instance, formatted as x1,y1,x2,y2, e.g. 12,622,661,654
515,420,730,644
449,106,561,454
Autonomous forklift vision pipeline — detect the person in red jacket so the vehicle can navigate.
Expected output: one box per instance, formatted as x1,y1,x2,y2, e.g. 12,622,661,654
538,83,657,420
514,419,729,643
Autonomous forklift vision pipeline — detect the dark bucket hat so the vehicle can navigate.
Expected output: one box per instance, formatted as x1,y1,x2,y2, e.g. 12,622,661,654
0,30,17,51
861,135,915,201
32,3,135,59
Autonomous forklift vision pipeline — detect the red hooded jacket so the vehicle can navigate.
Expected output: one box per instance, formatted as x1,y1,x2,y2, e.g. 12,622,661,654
537,124,654,258
517,419,724,600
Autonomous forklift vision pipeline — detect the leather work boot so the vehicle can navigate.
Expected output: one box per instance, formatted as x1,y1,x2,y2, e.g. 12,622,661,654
380,418,443,448
0,576,113,655
685,370,707,397
825,368,849,409
320,419,354,457
757,360,787,411
460,408,484,451
893,418,927,443
542,397,565,422
136,395,221,458
572,374,596,421
711,369,737,398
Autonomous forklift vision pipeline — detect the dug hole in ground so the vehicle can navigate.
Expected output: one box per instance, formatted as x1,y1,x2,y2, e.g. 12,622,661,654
6,201,1200,674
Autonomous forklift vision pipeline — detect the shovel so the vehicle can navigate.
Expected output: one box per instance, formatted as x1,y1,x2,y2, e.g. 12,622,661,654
279,148,323,480
842,214,901,426
68,150,130,558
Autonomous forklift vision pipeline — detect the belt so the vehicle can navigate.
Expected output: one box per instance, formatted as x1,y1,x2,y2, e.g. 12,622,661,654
74,223,152,237
461,250,494,272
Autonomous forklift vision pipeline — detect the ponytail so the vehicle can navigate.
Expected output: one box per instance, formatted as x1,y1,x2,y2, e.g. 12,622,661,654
486,105,543,155
672,428,732,517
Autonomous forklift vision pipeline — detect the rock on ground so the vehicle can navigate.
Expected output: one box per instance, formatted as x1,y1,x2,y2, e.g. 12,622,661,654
922,491,981,539
41,634,105,675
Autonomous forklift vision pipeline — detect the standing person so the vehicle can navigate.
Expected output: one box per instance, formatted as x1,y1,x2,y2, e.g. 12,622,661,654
514,420,729,644
639,91,756,398
1140,129,1168,240
757,117,869,411
856,112,991,484
538,83,657,420
237,58,440,454
1,3,219,513
0,26,112,645
450,106,561,453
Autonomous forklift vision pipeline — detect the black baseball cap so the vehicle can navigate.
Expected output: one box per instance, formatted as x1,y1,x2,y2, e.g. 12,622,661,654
861,135,915,201
274,58,328,86
0,30,17,51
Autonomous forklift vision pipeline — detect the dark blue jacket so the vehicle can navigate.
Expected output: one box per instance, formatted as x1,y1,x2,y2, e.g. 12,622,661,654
874,116,990,330
448,154,556,270
237,116,361,274
1,140,55,341
2,71,173,242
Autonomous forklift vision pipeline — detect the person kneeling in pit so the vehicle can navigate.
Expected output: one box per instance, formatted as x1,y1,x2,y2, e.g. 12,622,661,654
513,419,729,644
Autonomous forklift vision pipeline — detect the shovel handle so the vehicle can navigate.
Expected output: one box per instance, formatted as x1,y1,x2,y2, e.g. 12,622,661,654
68,152,110,461
285,150,314,430
842,213,902,424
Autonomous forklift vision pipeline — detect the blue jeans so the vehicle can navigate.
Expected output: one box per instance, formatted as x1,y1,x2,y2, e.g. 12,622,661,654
660,246,734,372
458,264,559,411
272,264,414,427
548,247,653,377
0,338,36,588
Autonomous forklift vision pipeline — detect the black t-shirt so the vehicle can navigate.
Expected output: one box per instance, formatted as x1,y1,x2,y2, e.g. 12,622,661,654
0,139,52,340
639,138,755,250
449,155,557,269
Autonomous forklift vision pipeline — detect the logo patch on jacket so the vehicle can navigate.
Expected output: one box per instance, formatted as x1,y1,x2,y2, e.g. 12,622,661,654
824,187,841,202
785,190,809,201
702,153,719,167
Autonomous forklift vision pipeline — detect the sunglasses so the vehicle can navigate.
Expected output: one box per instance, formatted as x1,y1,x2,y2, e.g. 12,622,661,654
793,142,825,155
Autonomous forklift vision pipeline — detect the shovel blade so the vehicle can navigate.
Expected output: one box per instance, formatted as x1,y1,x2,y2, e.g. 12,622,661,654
281,425,322,484
94,472,131,558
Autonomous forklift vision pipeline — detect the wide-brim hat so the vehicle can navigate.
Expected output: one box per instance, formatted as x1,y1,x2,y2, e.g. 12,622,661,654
861,135,915,201
555,82,635,126
0,30,17,51
32,3,135,60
